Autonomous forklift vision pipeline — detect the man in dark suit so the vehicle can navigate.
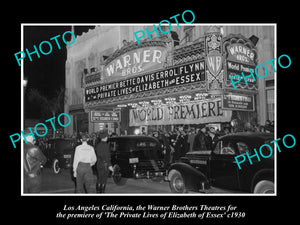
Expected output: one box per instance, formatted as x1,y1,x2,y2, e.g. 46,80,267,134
95,131,113,193
193,124,208,151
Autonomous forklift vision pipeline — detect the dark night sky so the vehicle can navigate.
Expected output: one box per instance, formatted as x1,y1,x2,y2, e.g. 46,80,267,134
24,25,95,118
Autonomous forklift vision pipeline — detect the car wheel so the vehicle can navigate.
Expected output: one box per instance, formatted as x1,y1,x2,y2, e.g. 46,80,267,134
53,159,61,174
254,180,274,194
168,169,187,193
112,165,127,186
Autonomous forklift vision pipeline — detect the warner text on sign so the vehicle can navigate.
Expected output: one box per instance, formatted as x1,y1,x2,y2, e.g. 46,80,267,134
104,46,167,79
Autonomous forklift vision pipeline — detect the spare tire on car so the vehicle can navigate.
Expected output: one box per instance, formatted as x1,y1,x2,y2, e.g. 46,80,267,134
53,158,61,174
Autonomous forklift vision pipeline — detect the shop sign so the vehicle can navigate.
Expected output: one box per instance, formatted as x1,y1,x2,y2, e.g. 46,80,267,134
90,111,120,123
222,94,255,111
104,46,167,80
129,99,232,126
86,60,205,102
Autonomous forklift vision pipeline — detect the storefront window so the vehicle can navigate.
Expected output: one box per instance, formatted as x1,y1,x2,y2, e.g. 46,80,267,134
266,89,274,121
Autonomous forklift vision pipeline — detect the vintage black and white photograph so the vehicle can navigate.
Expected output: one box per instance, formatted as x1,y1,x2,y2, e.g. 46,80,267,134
21,24,276,195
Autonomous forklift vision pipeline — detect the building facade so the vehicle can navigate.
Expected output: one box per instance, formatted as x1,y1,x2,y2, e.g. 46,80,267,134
64,25,275,136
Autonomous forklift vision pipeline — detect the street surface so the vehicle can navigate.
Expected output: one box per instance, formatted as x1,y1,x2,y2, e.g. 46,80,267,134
41,168,170,194
40,168,235,194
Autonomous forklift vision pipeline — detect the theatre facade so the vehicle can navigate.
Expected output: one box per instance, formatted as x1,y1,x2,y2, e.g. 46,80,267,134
64,25,275,136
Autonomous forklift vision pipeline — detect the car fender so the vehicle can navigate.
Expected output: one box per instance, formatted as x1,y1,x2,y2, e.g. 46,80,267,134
250,168,274,192
168,162,209,191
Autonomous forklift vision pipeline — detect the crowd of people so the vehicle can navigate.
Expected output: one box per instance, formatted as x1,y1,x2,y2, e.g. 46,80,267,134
35,120,274,152
146,119,274,165
25,119,274,194
148,124,222,166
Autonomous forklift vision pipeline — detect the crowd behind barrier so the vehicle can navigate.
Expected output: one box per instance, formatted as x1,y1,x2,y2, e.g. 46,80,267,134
36,120,274,163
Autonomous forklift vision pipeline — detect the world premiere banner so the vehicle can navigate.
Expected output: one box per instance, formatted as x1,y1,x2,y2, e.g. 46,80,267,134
129,98,232,126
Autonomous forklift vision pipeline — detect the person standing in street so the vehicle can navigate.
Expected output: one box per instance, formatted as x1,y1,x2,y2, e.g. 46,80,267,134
188,128,196,152
193,124,208,151
23,130,47,193
181,130,189,157
173,129,184,161
73,133,97,193
208,127,219,149
95,131,114,193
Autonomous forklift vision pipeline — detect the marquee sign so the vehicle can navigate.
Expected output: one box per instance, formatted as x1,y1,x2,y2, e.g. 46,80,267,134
129,99,232,126
90,111,120,123
103,46,168,81
223,34,258,89
206,51,222,76
222,94,255,111
226,43,256,65
205,32,224,90
226,61,256,85
86,60,205,102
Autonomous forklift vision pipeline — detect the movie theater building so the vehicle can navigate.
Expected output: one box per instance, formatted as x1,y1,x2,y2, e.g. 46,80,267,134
64,25,275,136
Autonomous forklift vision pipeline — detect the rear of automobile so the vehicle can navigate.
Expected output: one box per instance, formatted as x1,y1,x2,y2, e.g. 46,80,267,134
132,139,166,179
109,136,166,185
61,141,75,169
51,139,76,174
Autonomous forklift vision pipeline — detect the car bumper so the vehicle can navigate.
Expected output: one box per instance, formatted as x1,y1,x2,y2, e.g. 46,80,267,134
134,170,165,179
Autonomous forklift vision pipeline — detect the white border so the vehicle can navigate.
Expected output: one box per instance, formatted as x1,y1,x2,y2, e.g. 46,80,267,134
21,23,277,196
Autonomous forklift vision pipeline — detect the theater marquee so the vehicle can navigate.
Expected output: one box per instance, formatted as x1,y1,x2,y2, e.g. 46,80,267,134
222,34,258,89
85,60,205,102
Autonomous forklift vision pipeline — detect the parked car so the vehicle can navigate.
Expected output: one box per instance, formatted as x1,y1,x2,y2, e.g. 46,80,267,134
43,138,78,174
167,132,274,194
108,135,166,185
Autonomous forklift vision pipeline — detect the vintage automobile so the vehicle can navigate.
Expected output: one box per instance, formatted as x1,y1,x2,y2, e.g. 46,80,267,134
167,132,275,194
108,135,166,185
43,138,78,174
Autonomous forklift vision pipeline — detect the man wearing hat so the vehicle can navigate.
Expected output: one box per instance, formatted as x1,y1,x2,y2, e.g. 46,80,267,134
193,124,208,151
23,129,47,193
73,133,97,193
95,131,113,193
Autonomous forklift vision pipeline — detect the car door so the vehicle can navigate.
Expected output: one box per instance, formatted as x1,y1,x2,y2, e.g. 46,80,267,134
210,139,239,190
